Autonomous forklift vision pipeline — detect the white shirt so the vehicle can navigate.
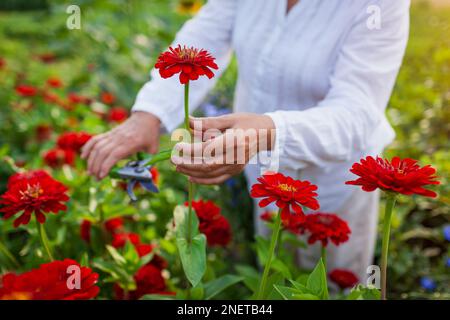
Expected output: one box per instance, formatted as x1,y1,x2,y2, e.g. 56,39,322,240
132,0,410,212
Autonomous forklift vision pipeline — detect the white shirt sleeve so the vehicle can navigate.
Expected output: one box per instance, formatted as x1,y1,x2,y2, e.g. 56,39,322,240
132,0,236,132
265,0,410,171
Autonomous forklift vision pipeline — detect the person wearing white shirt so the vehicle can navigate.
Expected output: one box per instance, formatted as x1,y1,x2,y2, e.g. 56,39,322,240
82,0,410,282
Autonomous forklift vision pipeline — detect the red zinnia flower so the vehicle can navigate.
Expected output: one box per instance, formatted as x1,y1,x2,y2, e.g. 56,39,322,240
43,148,76,168
57,132,92,153
155,45,218,84
329,269,359,290
104,217,124,234
36,124,52,142
101,92,116,105
299,213,351,247
80,217,124,243
0,259,99,300
67,92,91,105
37,53,56,64
107,107,128,123
260,210,305,234
46,77,63,88
260,211,276,223
80,220,92,243
0,170,69,227
15,84,38,97
346,156,440,198
250,172,320,221
111,232,141,248
186,199,232,247
114,264,172,300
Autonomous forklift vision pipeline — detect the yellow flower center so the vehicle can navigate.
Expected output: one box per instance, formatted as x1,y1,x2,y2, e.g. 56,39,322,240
20,183,44,200
278,183,297,192
1,292,32,300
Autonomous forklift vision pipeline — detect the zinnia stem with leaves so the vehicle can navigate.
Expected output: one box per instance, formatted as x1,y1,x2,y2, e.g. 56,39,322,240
184,82,194,243
257,208,283,299
36,218,54,261
381,195,396,300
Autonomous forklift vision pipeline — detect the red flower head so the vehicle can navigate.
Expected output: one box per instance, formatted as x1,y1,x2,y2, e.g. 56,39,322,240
0,259,99,300
15,84,38,97
346,156,440,198
251,172,320,221
299,213,351,247
46,77,63,88
57,132,92,153
0,170,69,227
36,124,52,142
260,211,276,223
37,53,56,64
186,199,232,247
260,210,305,235
111,232,141,248
329,269,359,290
155,45,218,84
43,148,76,168
108,107,128,123
104,217,124,234
101,92,116,105
134,243,168,270
80,219,92,243
114,264,171,300
0,57,5,69
67,92,91,105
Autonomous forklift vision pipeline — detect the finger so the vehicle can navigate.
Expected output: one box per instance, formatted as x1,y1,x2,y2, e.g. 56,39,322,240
81,133,107,159
176,164,230,178
87,138,110,174
98,147,129,179
171,142,205,164
190,174,232,185
92,142,116,179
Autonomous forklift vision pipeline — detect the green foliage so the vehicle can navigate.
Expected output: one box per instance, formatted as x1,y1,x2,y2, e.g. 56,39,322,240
174,205,207,288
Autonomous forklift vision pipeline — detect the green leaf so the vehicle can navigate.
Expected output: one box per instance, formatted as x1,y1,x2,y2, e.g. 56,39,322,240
189,284,205,300
176,234,207,288
106,245,126,266
174,205,206,288
306,258,329,300
140,294,176,300
292,293,321,300
289,279,309,293
346,285,381,300
235,265,260,293
273,285,302,300
204,275,244,300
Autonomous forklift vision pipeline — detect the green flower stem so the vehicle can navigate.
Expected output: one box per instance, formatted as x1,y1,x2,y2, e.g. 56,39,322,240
257,209,283,300
184,82,194,244
381,195,396,300
36,218,54,262
0,241,20,268
321,245,327,272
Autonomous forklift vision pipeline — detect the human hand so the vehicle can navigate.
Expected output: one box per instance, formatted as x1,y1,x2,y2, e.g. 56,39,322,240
81,111,161,180
172,113,275,185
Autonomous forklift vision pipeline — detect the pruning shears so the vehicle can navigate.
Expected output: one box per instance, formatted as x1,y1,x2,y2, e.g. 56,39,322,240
110,149,172,201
